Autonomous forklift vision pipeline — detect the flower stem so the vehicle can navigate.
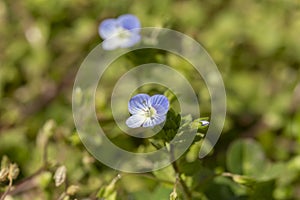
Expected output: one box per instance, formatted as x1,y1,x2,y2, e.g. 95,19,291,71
169,144,192,200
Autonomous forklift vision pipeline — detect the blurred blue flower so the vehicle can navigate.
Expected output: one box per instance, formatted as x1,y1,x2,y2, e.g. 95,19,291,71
98,14,141,50
126,94,169,128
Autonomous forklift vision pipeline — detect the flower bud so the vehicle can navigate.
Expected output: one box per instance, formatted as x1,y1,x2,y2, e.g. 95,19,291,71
54,165,67,187
66,185,80,196
0,167,9,182
8,163,19,180
169,190,178,200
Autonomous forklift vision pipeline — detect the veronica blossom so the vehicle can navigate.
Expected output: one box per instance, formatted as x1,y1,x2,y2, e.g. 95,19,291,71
126,94,169,128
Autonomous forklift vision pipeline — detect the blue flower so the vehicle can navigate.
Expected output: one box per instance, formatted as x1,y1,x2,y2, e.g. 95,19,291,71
126,94,169,128
98,14,141,50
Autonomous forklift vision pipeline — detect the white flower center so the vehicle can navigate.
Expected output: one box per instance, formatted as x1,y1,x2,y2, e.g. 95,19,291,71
116,26,131,39
145,107,157,119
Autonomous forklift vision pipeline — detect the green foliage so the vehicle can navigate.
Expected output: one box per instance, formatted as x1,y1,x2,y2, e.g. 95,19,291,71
226,139,266,178
1,0,300,199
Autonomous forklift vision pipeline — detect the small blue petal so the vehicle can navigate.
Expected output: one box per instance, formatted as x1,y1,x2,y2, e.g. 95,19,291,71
128,94,150,114
152,104,168,115
98,19,119,39
117,14,140,32
126,115,146,128
148,95,169,114
142,115,166,127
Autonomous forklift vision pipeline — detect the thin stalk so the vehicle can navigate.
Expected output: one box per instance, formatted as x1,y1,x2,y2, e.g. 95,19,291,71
169,144,192,199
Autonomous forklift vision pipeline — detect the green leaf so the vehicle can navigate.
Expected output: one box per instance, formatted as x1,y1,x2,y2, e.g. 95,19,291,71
133,186,172,200
249,180,275,200
226,139,267,178
97,174,121,200
38,172,52,189
153,165,175,183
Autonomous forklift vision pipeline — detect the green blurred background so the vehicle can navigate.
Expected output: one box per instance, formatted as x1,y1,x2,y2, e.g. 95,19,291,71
1,0,300,199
